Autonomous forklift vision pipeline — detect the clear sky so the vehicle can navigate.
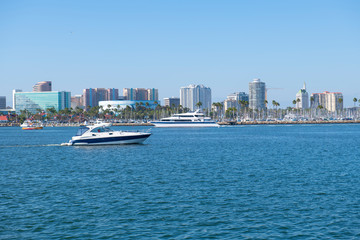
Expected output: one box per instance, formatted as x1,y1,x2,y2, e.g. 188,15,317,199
1,0,359,107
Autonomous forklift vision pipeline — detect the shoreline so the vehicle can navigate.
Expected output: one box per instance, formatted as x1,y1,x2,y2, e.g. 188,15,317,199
217,120,360,125
1,120,360,127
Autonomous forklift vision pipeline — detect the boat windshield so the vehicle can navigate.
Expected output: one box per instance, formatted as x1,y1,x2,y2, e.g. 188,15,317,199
76,126,90,136
90,126,113,133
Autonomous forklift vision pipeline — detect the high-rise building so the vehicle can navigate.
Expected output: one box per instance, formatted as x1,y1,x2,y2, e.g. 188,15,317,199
33,81,52,92
147,88,159,101
249,78,266,110
94,88,107,103
123,88,159,101
0,96,6,109
83,88,97,108
82,88,119,108
311,91,343,112
71,95,83,109
123,88,134,100
180,84,211,111
295,83,309,109
14,91,71,114
13,89,22,109
106,88,119,100
224,92,249,111
164,97,180,108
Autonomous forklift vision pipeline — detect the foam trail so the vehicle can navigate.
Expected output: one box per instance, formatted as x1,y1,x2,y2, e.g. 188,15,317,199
0,144,61,148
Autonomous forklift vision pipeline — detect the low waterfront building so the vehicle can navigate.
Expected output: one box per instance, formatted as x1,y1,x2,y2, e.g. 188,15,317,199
14,91,71,114
0,115,8,123
0,109,15,115
99,100,159,111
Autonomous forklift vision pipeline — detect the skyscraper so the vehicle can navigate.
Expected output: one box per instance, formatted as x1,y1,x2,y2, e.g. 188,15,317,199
147,88,159,101
106,88,119,100
123,88,159,101
249,78,266,110
82,88,119,108
94,88,107,103
33,81,52,92
0,96,6,109
311,91,343,112
180,84,211,111
82,88,97,108
295,83,309,109
71,95,83,109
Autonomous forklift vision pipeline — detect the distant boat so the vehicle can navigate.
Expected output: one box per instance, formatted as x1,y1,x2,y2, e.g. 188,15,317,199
151,110,219,128
21,120,43,130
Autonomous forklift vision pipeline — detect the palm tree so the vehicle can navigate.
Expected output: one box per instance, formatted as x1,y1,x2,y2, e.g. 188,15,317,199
272,100,276,109
353,98,358,107
292,100,296,109
310,96,314,108
196,102,202,110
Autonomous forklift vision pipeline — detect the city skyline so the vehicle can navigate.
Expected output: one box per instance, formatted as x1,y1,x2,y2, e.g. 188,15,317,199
1,0,359,107
1,80,352,110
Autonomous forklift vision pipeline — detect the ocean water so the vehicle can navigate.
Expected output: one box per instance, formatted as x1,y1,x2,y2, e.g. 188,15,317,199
1,124,360,239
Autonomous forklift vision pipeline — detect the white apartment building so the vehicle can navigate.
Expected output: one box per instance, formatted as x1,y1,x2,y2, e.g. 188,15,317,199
180,84,211,111
311,91,343,112
224,92,249,111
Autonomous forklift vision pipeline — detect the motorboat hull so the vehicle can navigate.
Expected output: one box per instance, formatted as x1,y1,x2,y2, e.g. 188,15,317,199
22,127,43,130
151,121,219,128
65,133,151,146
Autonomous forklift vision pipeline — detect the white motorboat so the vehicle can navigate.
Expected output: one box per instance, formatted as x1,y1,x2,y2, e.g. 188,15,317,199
21,120,43,130
151,110,219,128
61,123,151,146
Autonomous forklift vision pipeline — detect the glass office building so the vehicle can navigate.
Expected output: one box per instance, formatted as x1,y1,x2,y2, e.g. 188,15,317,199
14,91,71,114
249,78,266,110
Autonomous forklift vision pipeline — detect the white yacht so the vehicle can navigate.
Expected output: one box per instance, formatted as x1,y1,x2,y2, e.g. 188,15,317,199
61,123,151,146
151,110,219,128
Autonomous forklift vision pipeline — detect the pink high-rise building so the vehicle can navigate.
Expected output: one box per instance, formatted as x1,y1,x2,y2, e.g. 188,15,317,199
33,81,52,92
82,88,119,108
106,88,119,100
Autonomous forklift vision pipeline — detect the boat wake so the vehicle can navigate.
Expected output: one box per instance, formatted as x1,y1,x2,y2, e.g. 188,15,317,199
1,144,61,148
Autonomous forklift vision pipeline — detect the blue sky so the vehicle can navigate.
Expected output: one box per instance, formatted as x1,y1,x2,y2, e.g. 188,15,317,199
0,0,359,107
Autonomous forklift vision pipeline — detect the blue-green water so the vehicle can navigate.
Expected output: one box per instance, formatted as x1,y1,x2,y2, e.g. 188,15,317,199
1,124,360,239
